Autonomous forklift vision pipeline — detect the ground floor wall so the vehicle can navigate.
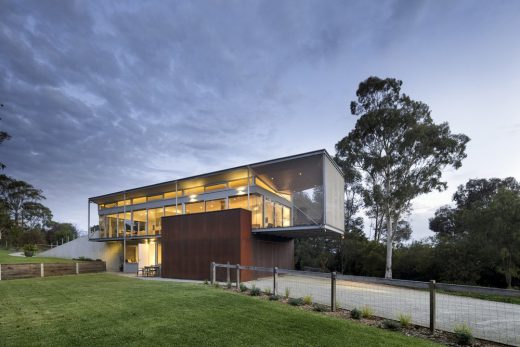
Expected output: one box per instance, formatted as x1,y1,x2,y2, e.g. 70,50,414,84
39,236,122,271
161,208,294,281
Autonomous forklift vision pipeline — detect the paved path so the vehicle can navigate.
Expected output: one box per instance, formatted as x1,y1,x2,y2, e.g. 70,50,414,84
249,275,519,346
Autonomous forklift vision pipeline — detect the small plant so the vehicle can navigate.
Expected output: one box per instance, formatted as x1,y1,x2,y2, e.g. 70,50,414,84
239,283,248,292
312,303,328,312
269,295,280,301
226,282,232,289
383,319,401,331
264,287,272,295
284,287,290,299
398,313,412,328
23,244,38,257
350,308,361,320
213,282,220,288
250,285,261,296
303,295,313,305
203,279,209,285
361,305,374,319
454,323,474,345
288,297,304,306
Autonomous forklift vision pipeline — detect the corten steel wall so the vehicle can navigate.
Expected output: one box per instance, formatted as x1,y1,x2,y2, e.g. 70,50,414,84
161,208,294,281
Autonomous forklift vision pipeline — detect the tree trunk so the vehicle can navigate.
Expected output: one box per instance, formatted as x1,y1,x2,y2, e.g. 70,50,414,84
385,212,393,279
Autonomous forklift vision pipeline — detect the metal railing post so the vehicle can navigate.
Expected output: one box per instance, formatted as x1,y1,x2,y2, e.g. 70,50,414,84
236,264,240,289
331,271,337,312
76,262,79,275
41,263,44,278
273,267,278,296
226,261,230,285
429,280,436,333
210,262,216,285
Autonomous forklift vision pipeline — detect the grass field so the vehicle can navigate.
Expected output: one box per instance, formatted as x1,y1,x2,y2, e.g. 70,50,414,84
0,274,439,346
0,249,75,264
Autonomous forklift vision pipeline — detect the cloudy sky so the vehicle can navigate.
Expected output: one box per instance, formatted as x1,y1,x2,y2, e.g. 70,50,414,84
1,0,519,239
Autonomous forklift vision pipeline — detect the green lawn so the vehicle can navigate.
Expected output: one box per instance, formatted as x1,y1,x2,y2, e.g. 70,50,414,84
0,274,440,347
0,249,75,264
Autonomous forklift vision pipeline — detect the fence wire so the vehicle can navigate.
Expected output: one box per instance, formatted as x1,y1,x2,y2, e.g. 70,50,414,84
214,263,520,346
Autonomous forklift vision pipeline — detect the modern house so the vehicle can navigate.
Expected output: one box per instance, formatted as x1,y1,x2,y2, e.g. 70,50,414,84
87,149,344,279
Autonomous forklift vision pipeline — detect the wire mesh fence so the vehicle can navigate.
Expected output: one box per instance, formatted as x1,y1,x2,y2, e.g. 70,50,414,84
212,262,520,346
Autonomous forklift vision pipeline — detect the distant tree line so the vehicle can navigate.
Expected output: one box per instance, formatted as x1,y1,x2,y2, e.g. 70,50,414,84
0,104,78,249
295,77,520,289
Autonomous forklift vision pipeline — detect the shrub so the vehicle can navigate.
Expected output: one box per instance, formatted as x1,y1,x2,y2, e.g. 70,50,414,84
312,303,328,312
250,285,261,296
303,295,313,305
239,283,248,292
284,287,290,299
269,295,280,301
23,244,37,257
350,308,361,320
383,319,401,331
226,282,232,289
203,279,209,285
213,283,220,288
361,305,374,319
454,323,474,346
264,287,272,295
288,297,304,306
398,313,412,328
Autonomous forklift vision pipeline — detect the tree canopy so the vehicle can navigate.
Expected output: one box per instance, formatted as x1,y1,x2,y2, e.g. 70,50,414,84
336,76,469,278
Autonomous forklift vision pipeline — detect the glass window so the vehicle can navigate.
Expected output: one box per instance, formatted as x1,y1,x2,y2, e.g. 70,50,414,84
107,214,118,237
147,195,163,202
99,215,106,238
250,194,263,229
104,202,117,208
265,199,274,228
165,205,181,216
183,186,204,197
117,213,125,237
164,191,178,199
205,199,226,212
275,203,283,227
132,209,147,236
117,199,131,207
228,177,251,188
205,183,227,192
185,201,204,214
123,212,132,237
125,245,138,263
132,197,146,205
229,195,248,209
282,206,291,227
148,208,163,235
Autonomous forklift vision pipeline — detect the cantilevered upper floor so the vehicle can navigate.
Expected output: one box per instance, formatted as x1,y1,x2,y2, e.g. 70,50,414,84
88,149,344,240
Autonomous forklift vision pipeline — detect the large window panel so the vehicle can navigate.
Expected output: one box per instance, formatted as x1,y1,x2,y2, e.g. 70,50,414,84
165,205,181,216
185,201,204,214
324,157,345,231
107,214,118,238
264,199,274,228
148,208,163,235
250,194,263,229
274,203,283,227
132,209,147,236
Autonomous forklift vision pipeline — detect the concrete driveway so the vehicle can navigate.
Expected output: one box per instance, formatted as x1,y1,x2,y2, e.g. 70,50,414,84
249,275,519,346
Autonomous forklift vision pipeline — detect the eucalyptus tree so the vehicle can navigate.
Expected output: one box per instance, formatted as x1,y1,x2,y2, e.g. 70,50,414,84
336,77,469,278
0,174,46,227
0,103,11,169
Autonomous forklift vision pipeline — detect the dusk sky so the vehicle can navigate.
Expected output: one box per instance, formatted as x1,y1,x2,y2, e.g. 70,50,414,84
1,0,519,240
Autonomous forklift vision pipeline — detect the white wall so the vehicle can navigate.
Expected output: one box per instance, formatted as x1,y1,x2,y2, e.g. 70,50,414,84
39,236,123,271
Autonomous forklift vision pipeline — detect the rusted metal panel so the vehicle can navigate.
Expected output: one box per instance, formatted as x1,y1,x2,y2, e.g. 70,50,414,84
161,208,294,281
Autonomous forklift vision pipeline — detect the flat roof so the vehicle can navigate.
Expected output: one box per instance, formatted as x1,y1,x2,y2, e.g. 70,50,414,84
89,149,342,204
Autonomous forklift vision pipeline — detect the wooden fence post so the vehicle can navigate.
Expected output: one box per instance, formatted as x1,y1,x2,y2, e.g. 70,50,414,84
76,262,79,275
210,262,216,285
236,264,240,289
430,280,436,333
226,261,230,285
40,263,44,278
331,271,337,312
273,267,278,296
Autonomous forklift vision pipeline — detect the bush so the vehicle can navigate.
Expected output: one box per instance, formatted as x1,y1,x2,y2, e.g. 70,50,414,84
239,283,248,292
226,282,232,289
303,295,313,305
250,285,261,296
361,305,374,318
23,244,38,257
213,283,220,288
203,279,209,285
312,303,328,312
264,287,271,295
284,287,290,299
383,319,401,331
269,295,280,301
398,313,412,328
288,297,304,306
454,323,474,345
350,308,361,320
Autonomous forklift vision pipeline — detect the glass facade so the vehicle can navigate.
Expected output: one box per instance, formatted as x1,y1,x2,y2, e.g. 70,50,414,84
91,151,344,239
